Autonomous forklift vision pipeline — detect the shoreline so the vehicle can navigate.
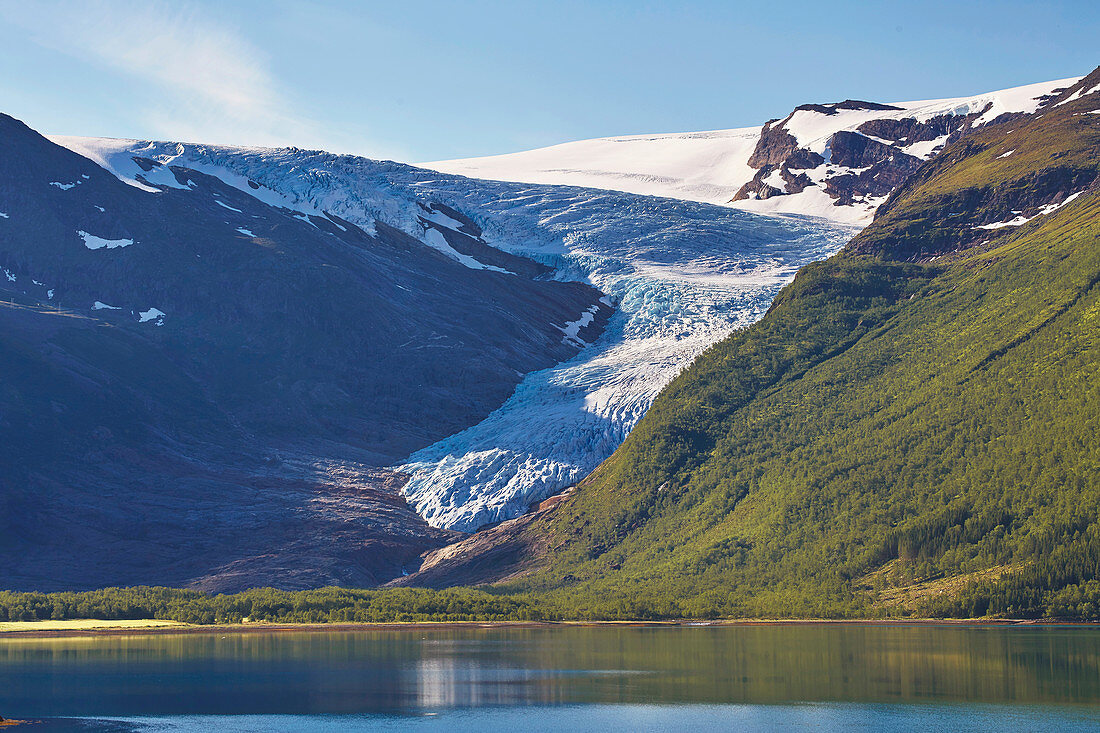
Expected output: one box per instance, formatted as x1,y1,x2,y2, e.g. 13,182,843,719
2,617,1098,639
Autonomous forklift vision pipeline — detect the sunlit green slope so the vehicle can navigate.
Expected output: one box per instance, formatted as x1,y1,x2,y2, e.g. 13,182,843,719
511,68,1100,619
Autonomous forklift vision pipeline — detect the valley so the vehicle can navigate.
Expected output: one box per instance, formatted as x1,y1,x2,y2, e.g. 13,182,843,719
1,66,1098,621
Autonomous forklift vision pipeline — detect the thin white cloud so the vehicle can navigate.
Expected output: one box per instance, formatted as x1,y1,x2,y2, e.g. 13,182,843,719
2,0,324,148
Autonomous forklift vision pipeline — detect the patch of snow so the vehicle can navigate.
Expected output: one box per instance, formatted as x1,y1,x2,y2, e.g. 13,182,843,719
858,132,896,147
904,135,951,159
1054,83,1099,108
3,268,15,282
50,181,77,190
422,227,514,274
94,205,105,212
1038,191,1085,214
78,231,133,249
419,204,468,231
416,204,519,272
0,212,8,218
47,289,53,299
998,149,1016,158
977,215,1033,230
138,307,165,324
975,191,1087,229
733,184,857,223
236,227,255,237
762,168,787,191
47,137,186,192
557,306,598,347
215,199,243,213
963,78,1075,125
138,164,193,191
93,301,121,310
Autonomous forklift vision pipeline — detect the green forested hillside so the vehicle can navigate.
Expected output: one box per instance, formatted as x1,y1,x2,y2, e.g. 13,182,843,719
502,69,1100,619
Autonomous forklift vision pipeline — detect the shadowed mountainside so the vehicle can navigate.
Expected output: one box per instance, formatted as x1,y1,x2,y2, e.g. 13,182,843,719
0,114,608,591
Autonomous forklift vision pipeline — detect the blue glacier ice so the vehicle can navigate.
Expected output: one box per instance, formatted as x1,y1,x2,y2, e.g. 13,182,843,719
392,184,856,529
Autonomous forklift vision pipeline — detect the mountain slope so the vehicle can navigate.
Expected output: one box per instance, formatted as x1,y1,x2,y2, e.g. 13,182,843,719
427,77,1079,225
0,114,610,590
415,68,1100,619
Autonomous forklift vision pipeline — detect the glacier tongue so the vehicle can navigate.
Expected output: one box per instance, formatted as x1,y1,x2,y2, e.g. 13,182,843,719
49,135,855,532
393,187,856,530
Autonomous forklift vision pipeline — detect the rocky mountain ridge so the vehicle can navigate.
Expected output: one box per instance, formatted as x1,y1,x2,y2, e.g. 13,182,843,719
429,77,1080,224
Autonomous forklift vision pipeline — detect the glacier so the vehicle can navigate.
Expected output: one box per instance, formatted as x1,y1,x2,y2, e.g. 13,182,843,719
391,188,855,529
49,136,856,531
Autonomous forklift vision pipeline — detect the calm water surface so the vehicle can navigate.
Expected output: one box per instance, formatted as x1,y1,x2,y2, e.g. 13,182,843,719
2,625,1099,731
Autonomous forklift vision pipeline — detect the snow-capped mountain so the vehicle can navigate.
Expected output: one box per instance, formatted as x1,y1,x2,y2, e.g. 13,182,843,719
10,75,1077,568
27,131,852,540
427,77,1080,224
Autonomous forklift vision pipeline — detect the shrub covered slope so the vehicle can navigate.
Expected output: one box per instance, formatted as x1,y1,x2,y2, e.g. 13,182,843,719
504,69,1100,619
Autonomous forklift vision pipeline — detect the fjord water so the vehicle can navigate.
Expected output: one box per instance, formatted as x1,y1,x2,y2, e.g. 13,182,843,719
3,625,1100,731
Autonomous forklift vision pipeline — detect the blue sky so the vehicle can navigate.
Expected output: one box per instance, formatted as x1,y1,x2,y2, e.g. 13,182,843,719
1,0,1096,163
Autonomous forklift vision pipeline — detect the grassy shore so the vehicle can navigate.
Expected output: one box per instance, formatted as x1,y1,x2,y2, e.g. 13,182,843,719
0,617,1090,639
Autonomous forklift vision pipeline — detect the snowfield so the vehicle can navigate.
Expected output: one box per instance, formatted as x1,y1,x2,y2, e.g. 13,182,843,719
425,77,1079,225
78,230,133,250
52,137,854,530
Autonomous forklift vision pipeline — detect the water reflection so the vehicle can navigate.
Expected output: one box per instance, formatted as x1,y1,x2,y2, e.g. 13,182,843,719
2,625,1099,717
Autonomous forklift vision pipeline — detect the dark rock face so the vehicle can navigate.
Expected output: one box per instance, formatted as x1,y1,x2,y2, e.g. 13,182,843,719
747,121,804,169
736,120,826,202
824,131,925,205
857,113,962,146
386,500,550,589
796,100,903,114
0,113,609,591
827,130,917,170
730,90,1073,213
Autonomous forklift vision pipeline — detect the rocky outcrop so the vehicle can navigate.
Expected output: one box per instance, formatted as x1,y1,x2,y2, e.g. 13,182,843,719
823,131,925,205
385,491,572,588
731,87,1074,217
857,112,961,146
848,67,1100,261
